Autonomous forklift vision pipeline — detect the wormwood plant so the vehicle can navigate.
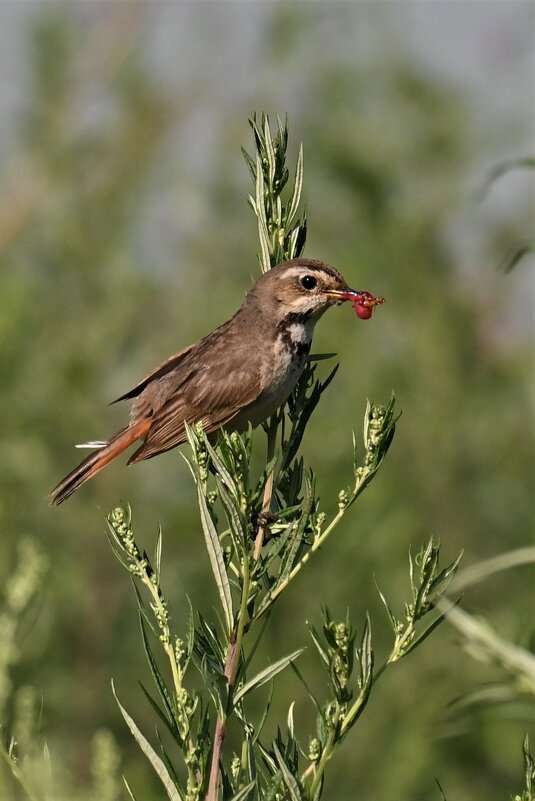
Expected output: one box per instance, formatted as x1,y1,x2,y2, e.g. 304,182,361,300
106,116,462,801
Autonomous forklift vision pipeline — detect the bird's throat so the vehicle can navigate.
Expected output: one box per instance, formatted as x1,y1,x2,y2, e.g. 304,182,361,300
276,310,315,360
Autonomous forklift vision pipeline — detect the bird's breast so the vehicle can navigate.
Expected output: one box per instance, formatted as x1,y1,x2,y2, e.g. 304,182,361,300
237,318,314,428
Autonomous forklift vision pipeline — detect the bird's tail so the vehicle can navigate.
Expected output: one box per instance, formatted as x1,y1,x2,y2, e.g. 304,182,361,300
49,418,151,506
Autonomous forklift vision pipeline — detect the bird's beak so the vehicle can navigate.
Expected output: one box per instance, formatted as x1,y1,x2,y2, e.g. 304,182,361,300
324,288,367,303
324,287,385,319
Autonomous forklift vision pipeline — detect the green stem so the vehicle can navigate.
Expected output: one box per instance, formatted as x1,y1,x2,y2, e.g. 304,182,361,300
254,506,345,621
206,539,253,801
339,691,371,739
308,723,338,798
254,468,376,621
254,415,278,560
339,624,416,741
143,575,183,698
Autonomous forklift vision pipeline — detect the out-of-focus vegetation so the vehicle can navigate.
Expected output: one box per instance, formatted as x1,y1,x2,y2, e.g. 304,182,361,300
0,5,532,800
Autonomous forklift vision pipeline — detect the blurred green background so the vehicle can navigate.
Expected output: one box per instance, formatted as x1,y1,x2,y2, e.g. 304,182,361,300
0,2,533,799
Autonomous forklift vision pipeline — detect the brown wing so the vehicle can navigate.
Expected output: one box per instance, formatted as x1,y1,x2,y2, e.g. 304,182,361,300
111,316,239,405
127,339,263,463
111,343,196,404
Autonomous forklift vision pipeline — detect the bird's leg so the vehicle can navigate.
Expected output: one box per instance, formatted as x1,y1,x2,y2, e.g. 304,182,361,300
251,510,278,543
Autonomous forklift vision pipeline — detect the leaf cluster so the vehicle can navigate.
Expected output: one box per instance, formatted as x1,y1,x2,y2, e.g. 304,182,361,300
242,114,306,273
106,496,461,801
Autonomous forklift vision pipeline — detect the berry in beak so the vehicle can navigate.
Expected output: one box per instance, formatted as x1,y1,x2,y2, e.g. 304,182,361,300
326,288,385,320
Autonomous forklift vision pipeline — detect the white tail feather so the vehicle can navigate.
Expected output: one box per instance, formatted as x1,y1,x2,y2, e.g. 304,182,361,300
75,440,109,449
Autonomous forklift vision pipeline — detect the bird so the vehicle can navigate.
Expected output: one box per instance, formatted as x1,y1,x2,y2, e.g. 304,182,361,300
49,258,383,505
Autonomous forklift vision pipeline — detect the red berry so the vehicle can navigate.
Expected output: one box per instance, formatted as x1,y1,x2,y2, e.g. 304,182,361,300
354,302,373,319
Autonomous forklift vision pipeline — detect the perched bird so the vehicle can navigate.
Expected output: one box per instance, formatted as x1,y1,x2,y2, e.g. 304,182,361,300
50,258,383,505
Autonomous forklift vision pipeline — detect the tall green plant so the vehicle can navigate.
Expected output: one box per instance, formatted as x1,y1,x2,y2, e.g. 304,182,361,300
104,116,462,801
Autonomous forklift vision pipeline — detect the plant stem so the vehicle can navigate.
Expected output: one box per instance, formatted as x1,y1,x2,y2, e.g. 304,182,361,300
207,417,279,798
142,574,183,699
255,458,381,621
206,530,253,801
254,506,345,620
308,721,338,798
254,416,278,560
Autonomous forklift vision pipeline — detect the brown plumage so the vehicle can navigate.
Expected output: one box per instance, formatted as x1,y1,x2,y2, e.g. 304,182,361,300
50,258,378,505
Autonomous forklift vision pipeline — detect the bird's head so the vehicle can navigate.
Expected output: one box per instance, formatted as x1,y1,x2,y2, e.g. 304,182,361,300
248,258,384,321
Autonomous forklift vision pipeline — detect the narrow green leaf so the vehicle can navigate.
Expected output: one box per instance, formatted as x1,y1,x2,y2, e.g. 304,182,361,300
241,147,256,181
197,487,233,634
415,545,439,616
244,609,272,672
253,679,275,743
374,576,398,634
277,488,315,584
359,613,373,690
217,479,246,538
123,777,140,801
154,525,163,582
287,226,300,260
179,451,197,484
290,662,322,713
241,731,257,785
234,648,304,705
287,701,295,738
286,144,303,226
258,742,278,773
276,113,287,143
281,365,338,471
251,451,278,509
131,579,158,638
428,552,463,599
275,195,283,229
255,156,271,272
204,437,239,496
229,781,256,801
139,614,178,734
106,527,133,571
308,626,329,667
155,727,182,791
184,595,195,669
263,115,277,186
407,606,458,654
273,743,302,801
249,115,263,154
138,679,182,742
262,519,298,572
193,613,225,673
138,681,179,742
307,352,337,362
112,682,183,801
294,216,307,257
523,733,534,796
408,546,416,601
205,670,228,719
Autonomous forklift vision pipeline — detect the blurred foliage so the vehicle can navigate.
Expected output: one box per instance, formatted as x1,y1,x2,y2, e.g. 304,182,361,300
0,5,532,800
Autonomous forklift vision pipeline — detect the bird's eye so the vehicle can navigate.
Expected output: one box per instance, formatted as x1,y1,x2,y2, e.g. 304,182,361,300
300,275,317,290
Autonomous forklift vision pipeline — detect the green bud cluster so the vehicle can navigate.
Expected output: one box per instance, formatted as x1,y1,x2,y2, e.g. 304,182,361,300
175,637,185,666
108,507,141,562
230,754,241,779
308,737,321,763
337,489,349,510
